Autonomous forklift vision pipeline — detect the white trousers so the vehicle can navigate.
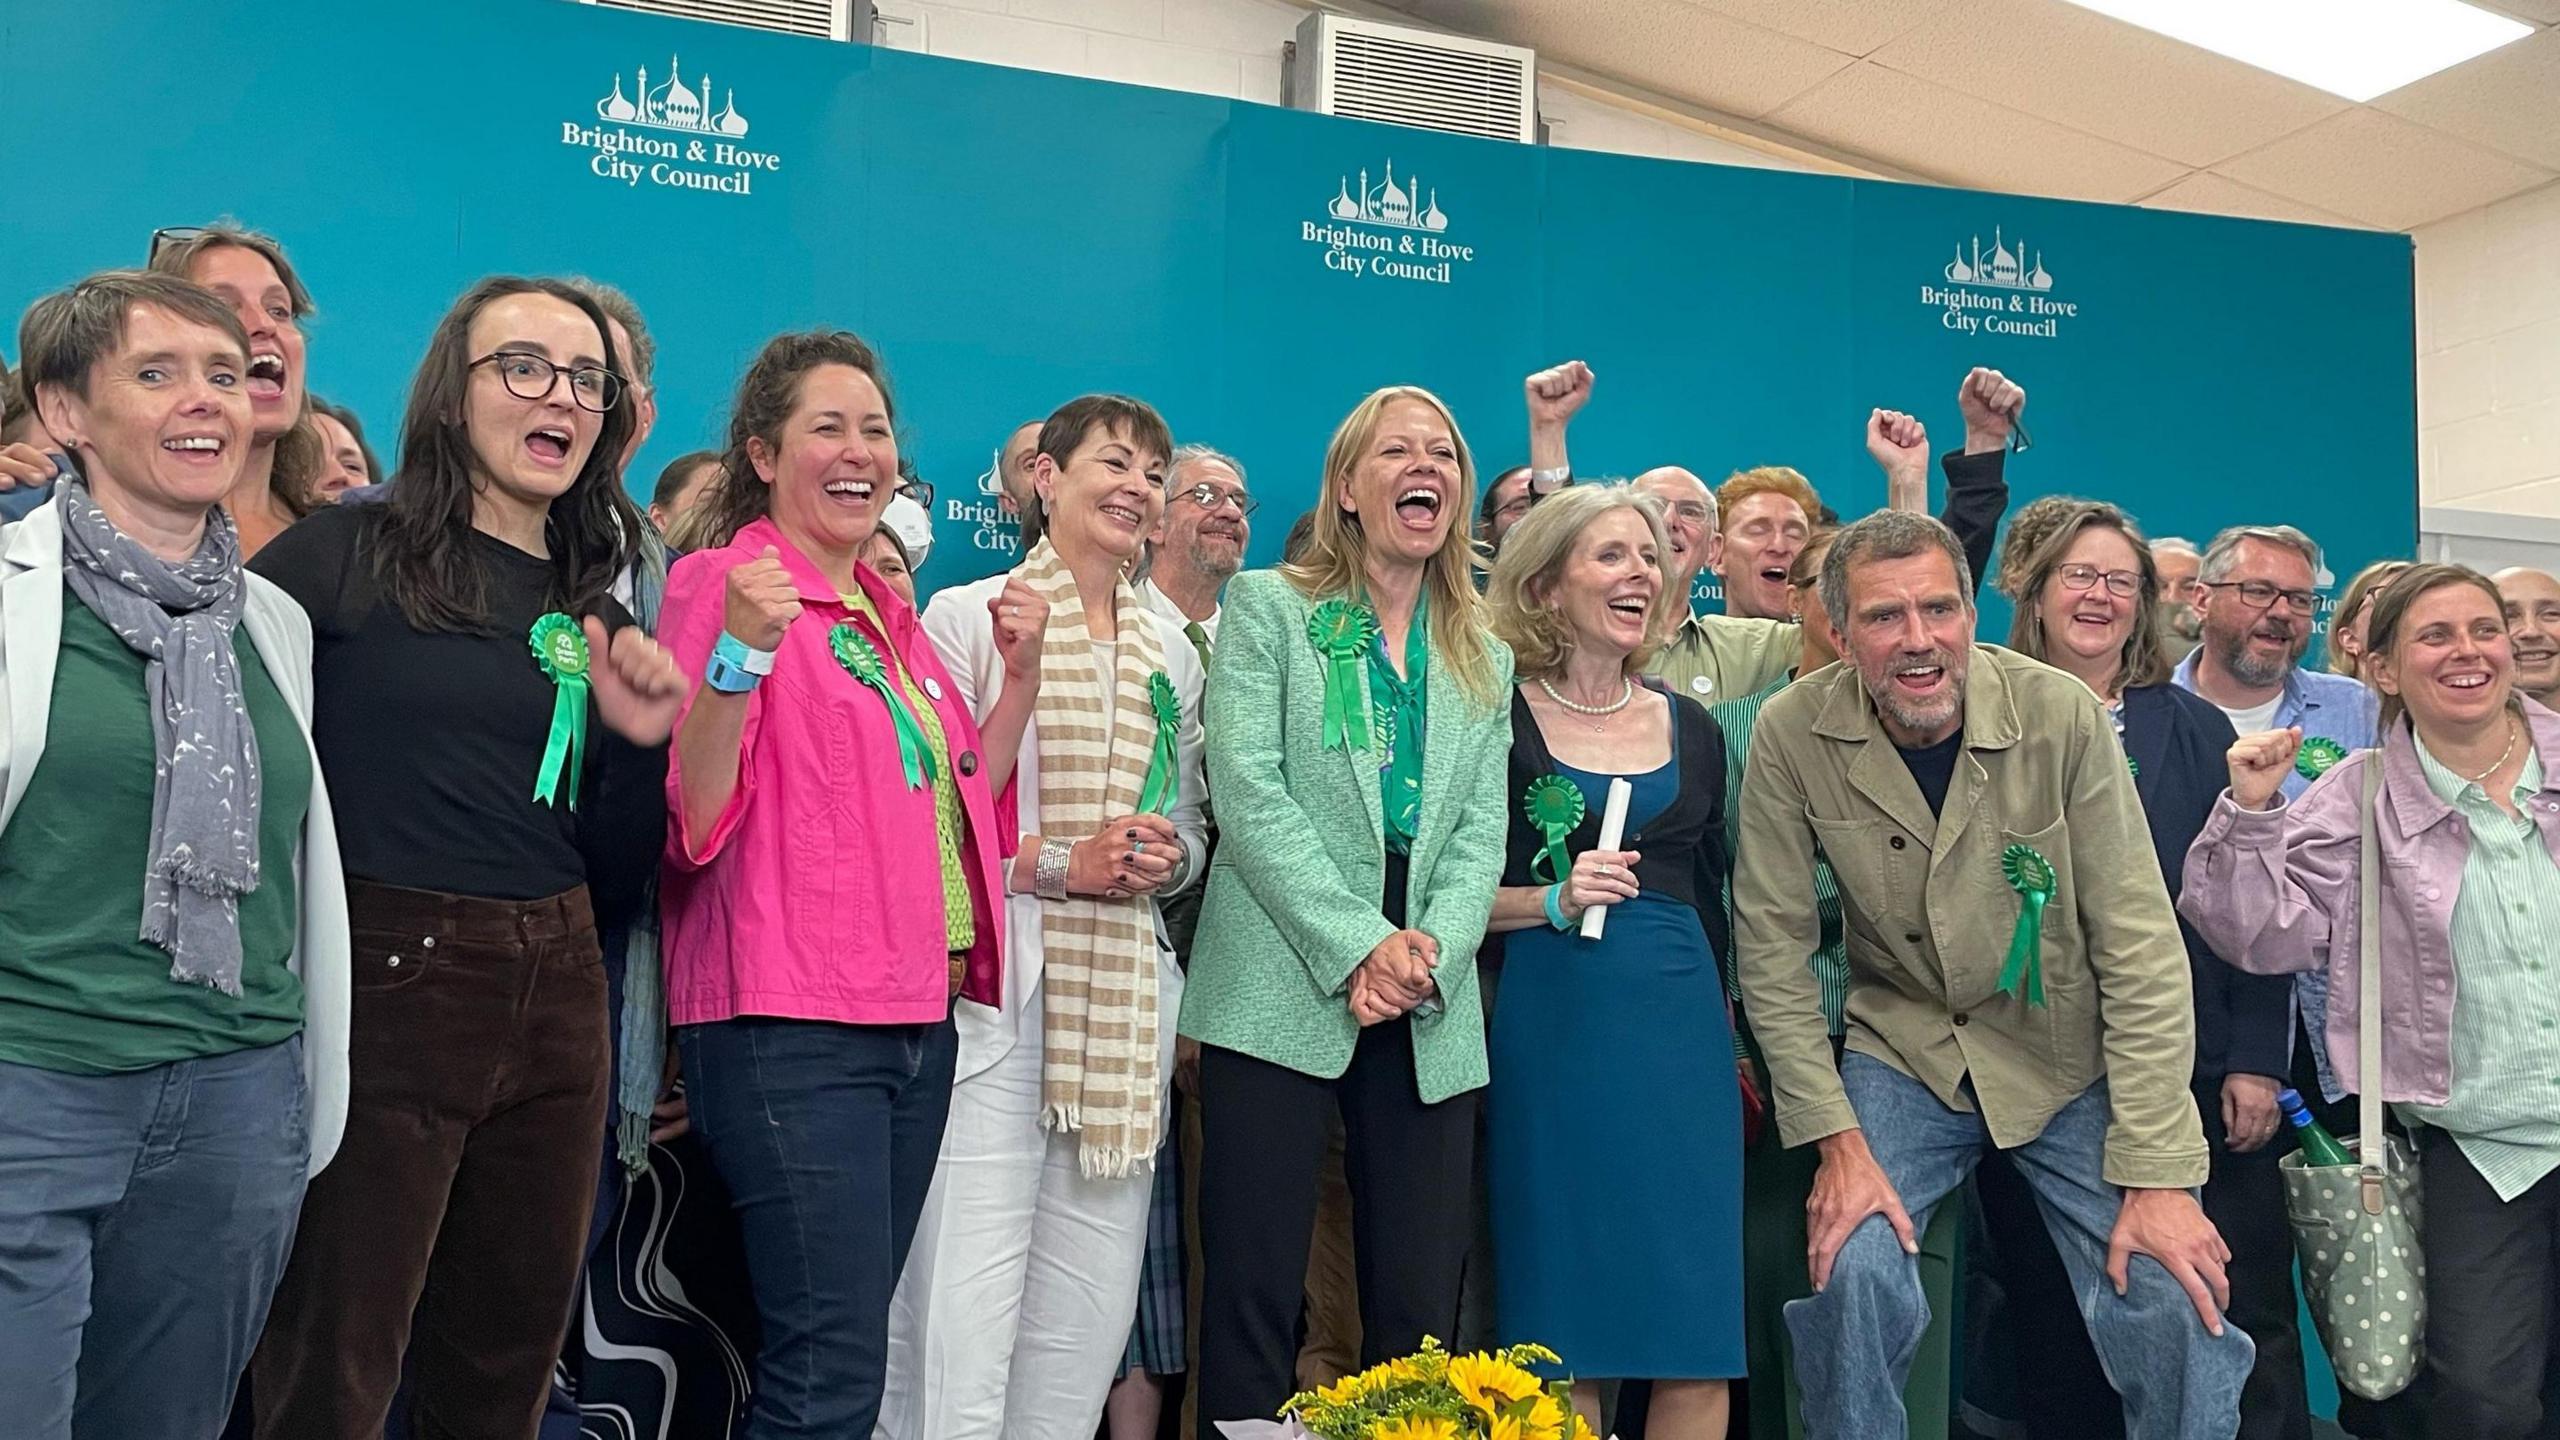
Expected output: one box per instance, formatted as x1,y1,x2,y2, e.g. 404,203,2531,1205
876,964,1178,1440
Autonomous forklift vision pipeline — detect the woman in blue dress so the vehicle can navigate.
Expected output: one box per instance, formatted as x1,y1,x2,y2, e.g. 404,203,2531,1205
1482,484,1745,1439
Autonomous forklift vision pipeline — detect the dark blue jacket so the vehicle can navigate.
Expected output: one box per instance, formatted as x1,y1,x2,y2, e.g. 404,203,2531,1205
2122,681,2291,1080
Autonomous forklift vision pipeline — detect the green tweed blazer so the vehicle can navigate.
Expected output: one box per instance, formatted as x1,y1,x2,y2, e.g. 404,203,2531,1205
1177,569,1514,1103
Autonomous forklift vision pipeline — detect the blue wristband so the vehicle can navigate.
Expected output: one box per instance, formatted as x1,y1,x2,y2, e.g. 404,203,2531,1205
704,649,762,693
1543,882,1572,931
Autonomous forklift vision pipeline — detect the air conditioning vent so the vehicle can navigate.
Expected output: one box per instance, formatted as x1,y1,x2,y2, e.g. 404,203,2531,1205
1290,13,1536,143
586,0,859,42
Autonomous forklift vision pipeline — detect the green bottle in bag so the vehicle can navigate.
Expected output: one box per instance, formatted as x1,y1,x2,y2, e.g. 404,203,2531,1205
2279,1087,2356,1167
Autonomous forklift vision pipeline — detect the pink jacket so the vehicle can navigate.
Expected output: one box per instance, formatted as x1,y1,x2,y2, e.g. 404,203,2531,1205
2179,702,2560,1106
659,517,1009,1026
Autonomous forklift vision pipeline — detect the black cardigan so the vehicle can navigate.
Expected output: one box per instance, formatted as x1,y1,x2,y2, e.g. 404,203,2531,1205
2122,682,2292,1081
1500,683,1732,969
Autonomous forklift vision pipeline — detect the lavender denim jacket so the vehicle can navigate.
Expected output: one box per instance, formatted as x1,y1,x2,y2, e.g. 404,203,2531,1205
2179,702,2560,1106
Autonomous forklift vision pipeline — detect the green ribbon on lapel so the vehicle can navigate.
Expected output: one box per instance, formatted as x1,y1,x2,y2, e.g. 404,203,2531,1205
1522,773,1585,884
1138,670,1181,815
830,621,935,790
1999,843,2055,1007
527,612,590,809
1307,598,1380,754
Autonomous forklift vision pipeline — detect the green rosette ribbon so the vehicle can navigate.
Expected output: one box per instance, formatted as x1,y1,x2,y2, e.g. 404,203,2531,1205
1521,774,1587,884
830,622,936,790
528,612,591,809
2296,736,2348,781
1307,599,1381,754
1999,843,2055,1008
2127,755,2140,779
1137,670,1182,815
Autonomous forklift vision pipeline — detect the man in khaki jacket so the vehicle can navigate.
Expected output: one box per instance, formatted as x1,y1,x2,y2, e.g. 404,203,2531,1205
1731,511,2252,1440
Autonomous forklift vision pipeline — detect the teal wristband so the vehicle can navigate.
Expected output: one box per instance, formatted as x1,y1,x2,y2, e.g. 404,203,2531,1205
1543,882,1572,931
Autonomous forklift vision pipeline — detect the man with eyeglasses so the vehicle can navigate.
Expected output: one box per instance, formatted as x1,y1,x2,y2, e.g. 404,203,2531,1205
2173,524,2378,1172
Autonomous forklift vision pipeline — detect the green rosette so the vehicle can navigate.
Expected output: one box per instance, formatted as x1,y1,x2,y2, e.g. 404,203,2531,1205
2127,755,2140,779
1306,598,1381,754
1521,773,1586,884
1137,670,1181,815
2296,736,2349,781
830,622,936,790
527,612,591,809
1999,843,2055,1007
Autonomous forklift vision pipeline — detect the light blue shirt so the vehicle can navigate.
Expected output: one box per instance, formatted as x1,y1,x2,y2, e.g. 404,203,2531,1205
2404,739,2560,1200
2173,653,2381,1099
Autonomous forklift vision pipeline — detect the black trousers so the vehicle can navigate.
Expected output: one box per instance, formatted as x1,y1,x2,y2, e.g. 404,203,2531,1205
1191,1017,1479,1439
1968,1074,2308,1440
2420,1127,2560,1440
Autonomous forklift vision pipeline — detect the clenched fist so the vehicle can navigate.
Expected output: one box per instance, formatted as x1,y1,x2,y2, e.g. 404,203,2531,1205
1525,361,1595,429
1865,409,1928,475
990,576,1050,684
725,545,803,652
2226,727,2304,811
1957,366,2026,453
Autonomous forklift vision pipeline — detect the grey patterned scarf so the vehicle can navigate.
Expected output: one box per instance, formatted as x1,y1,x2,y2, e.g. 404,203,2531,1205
57,477,263,995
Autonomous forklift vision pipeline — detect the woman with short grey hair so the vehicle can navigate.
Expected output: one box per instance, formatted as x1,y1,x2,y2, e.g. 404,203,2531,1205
0,269,349,1438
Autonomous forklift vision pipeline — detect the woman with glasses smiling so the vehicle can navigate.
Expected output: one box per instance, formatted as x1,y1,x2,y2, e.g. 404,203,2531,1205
242,278,688,1439
1971,496,2311,1440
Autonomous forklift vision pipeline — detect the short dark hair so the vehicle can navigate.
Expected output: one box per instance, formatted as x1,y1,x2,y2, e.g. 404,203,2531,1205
1480,465,1531,526
19,269,249,403
1036,394,1172,482
1819,509,1974,631
312,397,383,485
1281,507,1319,566
652,448,721,511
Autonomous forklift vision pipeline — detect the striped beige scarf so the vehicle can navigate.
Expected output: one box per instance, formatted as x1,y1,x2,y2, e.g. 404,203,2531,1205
1019,538,1166,1178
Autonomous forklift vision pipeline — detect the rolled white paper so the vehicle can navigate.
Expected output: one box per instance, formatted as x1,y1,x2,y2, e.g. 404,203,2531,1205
1580,775,1634,941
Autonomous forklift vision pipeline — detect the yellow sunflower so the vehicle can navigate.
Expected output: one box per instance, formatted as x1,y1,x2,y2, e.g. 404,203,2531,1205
1447,1354,1543,1416
1373,1418,1460,1440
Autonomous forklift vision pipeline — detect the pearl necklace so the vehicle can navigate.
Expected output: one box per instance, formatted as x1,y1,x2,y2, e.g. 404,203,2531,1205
1538,675,1634,731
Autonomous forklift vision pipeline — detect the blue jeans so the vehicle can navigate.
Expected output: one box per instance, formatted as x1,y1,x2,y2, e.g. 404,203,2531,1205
679,1014,957,1439
1788,1053,2253,1440
0,1038,308,1440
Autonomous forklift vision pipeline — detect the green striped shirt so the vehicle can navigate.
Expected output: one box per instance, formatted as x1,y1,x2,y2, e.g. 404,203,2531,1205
1713,674,1848,1053
2405,737,2560,1201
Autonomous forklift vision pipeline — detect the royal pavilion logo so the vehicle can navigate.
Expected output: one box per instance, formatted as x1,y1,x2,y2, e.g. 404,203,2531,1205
560,52,783,199
1301,157,1476,285
1918,225,2079,340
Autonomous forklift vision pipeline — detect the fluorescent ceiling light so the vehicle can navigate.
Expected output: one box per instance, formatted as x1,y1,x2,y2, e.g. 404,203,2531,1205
2057,0,2534,102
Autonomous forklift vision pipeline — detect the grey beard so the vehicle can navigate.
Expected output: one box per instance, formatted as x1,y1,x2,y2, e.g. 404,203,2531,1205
2214,627,2295,688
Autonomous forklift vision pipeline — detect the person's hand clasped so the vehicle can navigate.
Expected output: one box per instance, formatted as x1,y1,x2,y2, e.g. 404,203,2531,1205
1348,928,1438,1025
1069,813,1178,898
723,546,803,653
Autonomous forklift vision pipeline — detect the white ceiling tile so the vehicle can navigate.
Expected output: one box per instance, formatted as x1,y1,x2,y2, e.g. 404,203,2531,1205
2135,172,2365,228
1766,61,2188,201
1674,0,1954,57
2378,28,2560,171
1371,0,1854,117
2215,107,2556,229
1866,0,2345,169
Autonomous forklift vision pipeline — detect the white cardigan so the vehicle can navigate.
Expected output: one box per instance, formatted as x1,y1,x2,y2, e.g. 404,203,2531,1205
0,500,351,1175
921,573,1209,1087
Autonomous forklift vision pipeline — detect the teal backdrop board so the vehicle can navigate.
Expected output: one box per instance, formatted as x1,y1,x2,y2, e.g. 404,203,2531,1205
0,0,2415,645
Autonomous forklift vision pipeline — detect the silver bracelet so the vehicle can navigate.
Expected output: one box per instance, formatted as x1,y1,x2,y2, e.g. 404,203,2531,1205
1034,838,1073,901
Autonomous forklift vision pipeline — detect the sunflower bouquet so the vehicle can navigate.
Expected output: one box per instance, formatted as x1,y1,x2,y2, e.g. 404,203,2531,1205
1215,1338,1601,1440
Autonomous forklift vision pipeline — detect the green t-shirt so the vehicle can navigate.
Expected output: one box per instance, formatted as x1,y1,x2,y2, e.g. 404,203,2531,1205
0,589,311,1073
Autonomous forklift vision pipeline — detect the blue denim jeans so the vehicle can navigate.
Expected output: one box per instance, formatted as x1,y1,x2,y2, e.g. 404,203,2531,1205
1787,1053,2253,1440
0,1037,308,1440
679,1013,957,1440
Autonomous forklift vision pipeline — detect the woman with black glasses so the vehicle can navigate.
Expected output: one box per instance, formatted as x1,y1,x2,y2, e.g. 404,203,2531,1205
242,277,687,1440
